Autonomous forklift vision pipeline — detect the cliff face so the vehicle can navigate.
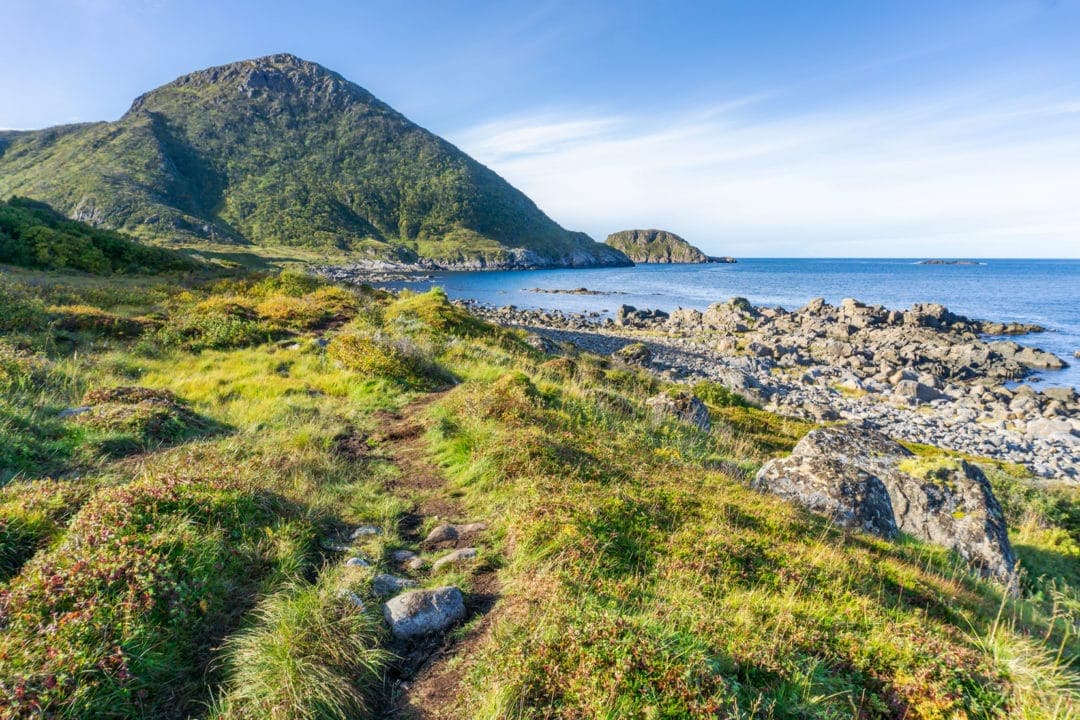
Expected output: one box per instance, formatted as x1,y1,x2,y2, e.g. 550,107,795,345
604,229,718,263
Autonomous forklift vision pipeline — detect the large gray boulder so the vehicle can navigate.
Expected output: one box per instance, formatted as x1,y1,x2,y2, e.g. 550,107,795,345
754,455,898,538
645,390,710,431
754,425,1016,585
383,586,466,639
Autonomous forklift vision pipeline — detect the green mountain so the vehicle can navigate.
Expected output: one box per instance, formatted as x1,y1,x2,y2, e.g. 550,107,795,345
605,228,728,263
0,54,629,269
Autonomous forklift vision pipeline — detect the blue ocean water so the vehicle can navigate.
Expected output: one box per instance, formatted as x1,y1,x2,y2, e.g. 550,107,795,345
390,259,1080,389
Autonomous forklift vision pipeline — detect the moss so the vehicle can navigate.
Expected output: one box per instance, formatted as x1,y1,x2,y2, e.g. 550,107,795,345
897,457,966,487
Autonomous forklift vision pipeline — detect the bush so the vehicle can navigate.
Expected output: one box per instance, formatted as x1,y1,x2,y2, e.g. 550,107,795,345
51,305,147,338
0,279,49,332
691,380,753,409
0,479,88,580
149,297,278,351
383,287,489,338
328,331,451,388
252,270,324,297
0,473,293,717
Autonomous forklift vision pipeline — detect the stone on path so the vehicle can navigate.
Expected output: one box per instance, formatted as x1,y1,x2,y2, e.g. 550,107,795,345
372,573,419,598
424,522,487,545
383,586,466,639
431,547,478,573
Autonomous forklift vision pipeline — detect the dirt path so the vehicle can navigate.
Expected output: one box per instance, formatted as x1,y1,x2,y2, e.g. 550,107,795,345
374,391,501,720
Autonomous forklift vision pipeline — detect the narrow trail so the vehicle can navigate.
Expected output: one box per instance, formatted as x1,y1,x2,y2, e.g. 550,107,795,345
373,390,501,720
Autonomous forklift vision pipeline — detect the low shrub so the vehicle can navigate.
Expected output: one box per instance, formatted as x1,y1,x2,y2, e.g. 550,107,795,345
51,305,147,338
0,279,49,332
149,299,278,351
252,270,324,298
71,386,217,453
328,331,451,388
692,379,753,409
0,472,295,718
254,286,358,330
0,479,88,580
383,288,489,338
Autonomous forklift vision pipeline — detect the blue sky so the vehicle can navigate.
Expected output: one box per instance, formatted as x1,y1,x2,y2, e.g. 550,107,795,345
3,0,1080,257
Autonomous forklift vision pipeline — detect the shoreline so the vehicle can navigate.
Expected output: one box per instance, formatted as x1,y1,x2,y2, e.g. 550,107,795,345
461,298,1078,482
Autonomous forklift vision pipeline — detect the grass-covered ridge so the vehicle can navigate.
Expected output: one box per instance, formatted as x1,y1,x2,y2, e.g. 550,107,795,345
0,54,627,267
0,263,1076,718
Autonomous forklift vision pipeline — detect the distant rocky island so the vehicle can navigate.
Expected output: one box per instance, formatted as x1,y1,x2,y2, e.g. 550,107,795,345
604,229,735,264
917,259,983,265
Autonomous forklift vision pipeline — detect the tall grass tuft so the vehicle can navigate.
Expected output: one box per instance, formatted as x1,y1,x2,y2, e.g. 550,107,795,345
212,581,389,720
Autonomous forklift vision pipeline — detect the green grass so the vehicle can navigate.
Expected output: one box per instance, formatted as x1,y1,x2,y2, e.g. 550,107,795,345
0,269,1076,719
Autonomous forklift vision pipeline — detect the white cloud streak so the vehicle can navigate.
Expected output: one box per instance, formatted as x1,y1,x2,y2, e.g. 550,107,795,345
449,94,1080,257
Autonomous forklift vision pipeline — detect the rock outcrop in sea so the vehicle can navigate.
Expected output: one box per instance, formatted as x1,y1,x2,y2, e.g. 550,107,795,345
604,229,732,264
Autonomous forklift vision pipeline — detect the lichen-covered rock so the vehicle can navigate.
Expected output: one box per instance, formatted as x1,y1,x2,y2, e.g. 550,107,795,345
645,390,710,431
753,455,898,538
754,425,1016,585
613,342,653,368
382,586,466,639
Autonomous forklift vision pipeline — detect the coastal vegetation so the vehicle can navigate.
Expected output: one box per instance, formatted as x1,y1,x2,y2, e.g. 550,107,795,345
0,241,1076,717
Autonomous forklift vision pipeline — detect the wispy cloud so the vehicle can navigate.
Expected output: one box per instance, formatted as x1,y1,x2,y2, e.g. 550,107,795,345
450,93,1080,257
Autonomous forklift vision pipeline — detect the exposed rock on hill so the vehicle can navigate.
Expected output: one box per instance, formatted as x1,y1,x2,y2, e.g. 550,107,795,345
0,54,629,269
605,229,729,263
755,425,1017,584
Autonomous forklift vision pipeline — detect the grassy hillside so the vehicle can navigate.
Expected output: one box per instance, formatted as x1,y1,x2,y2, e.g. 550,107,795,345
0,197,196,274
0,55,628,268
0,262,1076,718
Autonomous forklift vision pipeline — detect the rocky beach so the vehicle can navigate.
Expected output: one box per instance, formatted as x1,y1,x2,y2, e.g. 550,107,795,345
460,295,1078,482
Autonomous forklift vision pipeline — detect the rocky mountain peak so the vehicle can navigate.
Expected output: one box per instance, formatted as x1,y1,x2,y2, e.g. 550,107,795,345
125,53,372,116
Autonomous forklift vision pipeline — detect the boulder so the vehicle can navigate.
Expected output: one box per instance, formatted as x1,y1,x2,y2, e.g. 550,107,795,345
1027,418,1078,442
754,425,1016,585
613,342,653,368
753,454,898,537
383,586,466,639
645,390,710,431
1042,386,1077,404
893,379,946,404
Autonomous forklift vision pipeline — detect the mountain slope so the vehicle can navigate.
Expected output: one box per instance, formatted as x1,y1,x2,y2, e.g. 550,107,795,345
0,54,629,268
0,196,195,274
605,228,722,263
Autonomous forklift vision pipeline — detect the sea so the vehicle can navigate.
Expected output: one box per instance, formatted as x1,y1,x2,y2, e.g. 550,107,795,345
387,259,1080,390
